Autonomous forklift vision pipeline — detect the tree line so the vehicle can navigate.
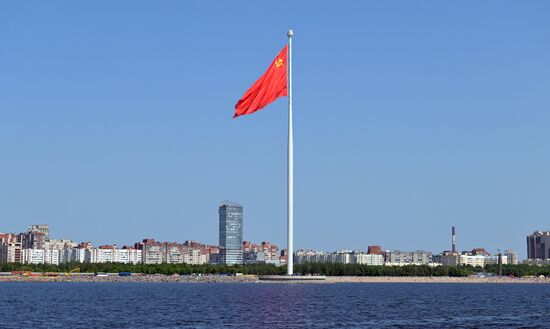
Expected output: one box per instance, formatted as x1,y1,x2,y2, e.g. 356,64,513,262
484,264,550,277
2,262,550,277
0,262,285,275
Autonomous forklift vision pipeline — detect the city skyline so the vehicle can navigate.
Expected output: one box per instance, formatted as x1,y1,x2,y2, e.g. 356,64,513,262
0,221,526,269
0,210,540,258
2,2,550,256
0,220,525,261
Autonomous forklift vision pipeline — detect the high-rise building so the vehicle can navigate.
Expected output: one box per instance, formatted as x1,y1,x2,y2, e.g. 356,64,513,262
44,239,76,251
21,231,46,250
527,231,550,260
135,239,164,264
0,233,22,263
505,249,519,265
28,224,49,240
218,201,243,265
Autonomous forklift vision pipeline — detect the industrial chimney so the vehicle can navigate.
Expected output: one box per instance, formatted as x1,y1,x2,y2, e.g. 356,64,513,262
452,226,456,253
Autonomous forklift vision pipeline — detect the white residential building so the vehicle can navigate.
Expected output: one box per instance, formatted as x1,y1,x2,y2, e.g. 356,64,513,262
310,252,330,263
185,248,207,265
126,249,142,264
44,239,77,251
166,246,184,264
92,248,114,263
69,248,92,263
143,245,163,264
484,255,509,266
505,249,519,265
459,254,486,267
295,250,325,264
114,249,129,264
113,248,142,264
44,249,60,265
21,249,45,264
60,249,72,263
353,253,384,265
0,242,22,263
334,250,353,264
295,250,385,265
89,247,141,264
385,250,432,266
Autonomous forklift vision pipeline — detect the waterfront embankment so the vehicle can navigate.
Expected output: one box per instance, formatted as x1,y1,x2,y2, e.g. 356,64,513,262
3,274,550,283
327,276,550,284
0,274,259,283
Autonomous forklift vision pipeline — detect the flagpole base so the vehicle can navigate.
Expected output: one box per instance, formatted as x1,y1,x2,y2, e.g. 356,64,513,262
258,275,326,282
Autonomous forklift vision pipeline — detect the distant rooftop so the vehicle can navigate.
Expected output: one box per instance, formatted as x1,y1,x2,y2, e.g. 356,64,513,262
219,200,242,208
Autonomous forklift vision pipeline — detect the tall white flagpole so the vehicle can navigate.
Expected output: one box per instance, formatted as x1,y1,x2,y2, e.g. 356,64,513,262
287,29,294,276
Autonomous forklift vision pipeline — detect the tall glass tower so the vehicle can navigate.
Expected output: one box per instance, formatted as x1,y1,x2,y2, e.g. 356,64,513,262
219,201,243,265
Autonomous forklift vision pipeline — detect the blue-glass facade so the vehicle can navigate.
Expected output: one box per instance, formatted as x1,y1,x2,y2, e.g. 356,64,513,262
219,201,243,265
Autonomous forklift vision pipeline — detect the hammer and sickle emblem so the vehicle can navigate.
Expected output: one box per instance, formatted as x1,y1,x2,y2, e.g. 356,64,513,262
275,58,283,67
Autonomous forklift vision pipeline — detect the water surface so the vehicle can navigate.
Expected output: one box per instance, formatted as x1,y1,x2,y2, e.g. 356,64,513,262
0,282,548,328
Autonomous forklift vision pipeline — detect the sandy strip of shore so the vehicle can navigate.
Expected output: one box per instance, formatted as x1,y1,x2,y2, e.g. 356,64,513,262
326,276,550,284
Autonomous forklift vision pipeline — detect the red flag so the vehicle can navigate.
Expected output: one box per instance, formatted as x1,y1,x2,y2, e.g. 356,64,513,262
234,46,287,118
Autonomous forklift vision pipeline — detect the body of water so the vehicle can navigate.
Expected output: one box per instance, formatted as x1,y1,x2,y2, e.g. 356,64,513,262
0,282,548,328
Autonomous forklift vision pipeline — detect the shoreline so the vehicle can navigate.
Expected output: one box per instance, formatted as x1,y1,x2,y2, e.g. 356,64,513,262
325,276,550,284
0,274,259,283
2,274,550,284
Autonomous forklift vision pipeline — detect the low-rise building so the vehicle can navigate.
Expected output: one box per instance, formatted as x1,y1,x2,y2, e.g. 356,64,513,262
243,241,281,265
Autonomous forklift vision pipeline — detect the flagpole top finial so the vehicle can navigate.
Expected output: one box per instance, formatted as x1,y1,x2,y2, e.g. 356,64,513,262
287,30,293,37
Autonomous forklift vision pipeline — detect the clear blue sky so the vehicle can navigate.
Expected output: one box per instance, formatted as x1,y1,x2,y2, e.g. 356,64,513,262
1,1,549,257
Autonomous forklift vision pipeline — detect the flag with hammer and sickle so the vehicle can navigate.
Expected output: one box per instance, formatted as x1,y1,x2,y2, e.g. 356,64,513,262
234,45,288,118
